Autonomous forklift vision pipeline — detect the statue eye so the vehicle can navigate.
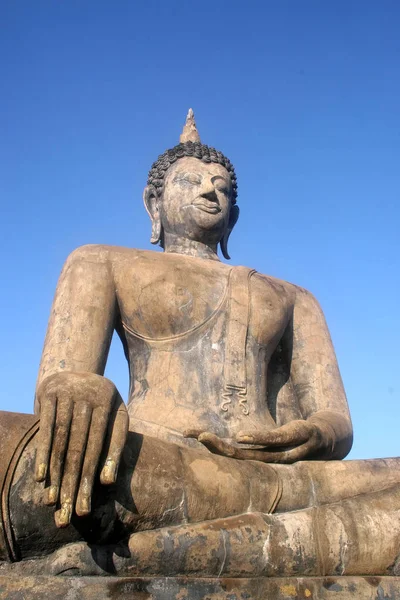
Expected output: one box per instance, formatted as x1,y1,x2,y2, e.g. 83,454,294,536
211,176,230,195
173,173,202,186
185,174,202,185
214,181,229,195
216,185,228,195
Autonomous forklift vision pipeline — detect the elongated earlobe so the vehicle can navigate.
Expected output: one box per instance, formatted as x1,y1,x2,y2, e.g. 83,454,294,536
150,220,162,245
221,205,239,260
143,185,162,245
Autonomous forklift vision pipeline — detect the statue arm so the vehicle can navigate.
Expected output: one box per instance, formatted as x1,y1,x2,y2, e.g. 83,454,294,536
287,286,353,459
34,245,129,526
35,244,116,410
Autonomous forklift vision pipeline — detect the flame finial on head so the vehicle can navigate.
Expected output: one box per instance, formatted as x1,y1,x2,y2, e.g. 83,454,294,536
179,108,201,144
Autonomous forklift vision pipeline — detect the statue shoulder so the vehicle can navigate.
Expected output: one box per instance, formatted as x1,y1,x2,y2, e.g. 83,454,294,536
252,271,297,304
251,272,324,315
64,244,145,269
290,282,324,314
278,279,326,321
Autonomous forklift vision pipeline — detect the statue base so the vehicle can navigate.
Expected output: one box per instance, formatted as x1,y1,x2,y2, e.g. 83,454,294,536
0,576,399,599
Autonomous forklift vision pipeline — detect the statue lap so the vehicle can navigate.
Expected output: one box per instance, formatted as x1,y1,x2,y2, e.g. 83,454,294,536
1,410,400,585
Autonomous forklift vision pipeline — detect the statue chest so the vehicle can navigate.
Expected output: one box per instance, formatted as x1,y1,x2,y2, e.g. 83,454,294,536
118,263,227,340
114,253,292,436
115,254,290,347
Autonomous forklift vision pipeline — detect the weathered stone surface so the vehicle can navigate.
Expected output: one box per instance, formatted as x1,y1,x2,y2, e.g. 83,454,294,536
32,110,354,533
0,576,400,599
0,110,399,582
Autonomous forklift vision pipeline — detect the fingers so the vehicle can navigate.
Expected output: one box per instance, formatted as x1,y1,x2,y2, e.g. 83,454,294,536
183,429,204,439
35,373,128,526
45,395,74,505
198,433,237,457
100,401,129,485
197,430,319,464
55,402,92,528
184,431,259,459
35,392,57,482
75,406,109,516
263,437,318,464
197,433,270,461
236,421,311,447
234,434,319,464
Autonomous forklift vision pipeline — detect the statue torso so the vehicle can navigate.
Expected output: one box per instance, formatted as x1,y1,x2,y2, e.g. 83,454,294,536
111,248,296,446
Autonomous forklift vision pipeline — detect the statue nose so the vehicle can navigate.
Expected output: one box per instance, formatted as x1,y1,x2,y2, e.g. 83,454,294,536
202,190,219,203
200,181,219,203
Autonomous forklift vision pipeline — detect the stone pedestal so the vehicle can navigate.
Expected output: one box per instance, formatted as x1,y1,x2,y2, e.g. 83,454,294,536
0,576,399,599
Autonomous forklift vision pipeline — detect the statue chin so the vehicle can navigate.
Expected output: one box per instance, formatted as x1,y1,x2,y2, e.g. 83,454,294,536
1,110,399,595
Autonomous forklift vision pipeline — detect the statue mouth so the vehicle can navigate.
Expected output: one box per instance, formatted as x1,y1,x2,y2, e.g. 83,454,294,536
193,200,222,214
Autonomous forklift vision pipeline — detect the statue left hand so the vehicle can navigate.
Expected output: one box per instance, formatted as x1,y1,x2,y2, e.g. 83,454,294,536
186,419,334,463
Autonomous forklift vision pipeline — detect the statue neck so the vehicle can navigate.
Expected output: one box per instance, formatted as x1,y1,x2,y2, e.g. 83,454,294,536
163,233,220,261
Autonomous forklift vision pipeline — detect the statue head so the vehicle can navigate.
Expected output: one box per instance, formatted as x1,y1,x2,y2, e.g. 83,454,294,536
143,110,239,259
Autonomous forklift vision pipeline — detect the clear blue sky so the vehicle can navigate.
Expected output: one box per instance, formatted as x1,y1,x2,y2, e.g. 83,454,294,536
1,1,399,459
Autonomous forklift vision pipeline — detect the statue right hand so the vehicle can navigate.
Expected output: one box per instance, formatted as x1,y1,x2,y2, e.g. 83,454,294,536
34,372,129,528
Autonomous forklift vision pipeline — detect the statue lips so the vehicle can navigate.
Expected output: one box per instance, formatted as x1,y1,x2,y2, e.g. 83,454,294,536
192,199,222,214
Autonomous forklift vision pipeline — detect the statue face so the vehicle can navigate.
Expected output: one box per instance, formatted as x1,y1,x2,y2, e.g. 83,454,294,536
159,157,233,244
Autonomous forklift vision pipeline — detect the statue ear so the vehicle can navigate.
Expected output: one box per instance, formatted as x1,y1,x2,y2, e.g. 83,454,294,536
220,204,239,260
143,185,162,245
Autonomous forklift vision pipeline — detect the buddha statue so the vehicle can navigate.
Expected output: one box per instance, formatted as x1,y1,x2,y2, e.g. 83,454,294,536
1,111,400,581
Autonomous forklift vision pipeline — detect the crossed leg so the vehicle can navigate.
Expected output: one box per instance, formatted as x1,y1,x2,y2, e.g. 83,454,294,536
1,411,400,577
